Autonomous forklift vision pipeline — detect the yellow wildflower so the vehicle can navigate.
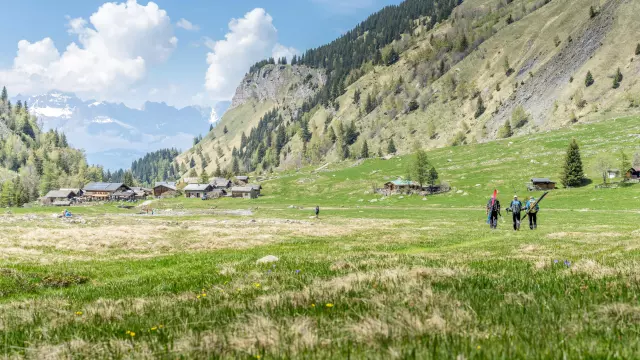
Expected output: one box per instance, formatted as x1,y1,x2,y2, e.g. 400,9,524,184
202,293,206,297
75,311,83,316
130,332,136,337
255,355,261,359
311,304,315,308
158,325,164,329
326,303,334,308
197,295,201,299
477,345,481,350
126,331,131,335
254,283,261,288
151,327,157,331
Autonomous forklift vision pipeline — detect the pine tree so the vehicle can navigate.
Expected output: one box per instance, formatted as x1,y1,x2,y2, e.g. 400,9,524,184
209,124,214,132
0,87,7,103
180,162,187,174
0,181,14,208
411,149,430,187
232,157,240,175
189,157,196,168
189,168,197,177
620,150,631,173
223,126,228,134
427,166,439,187
636,43,640,56
300,121,311,142
561,139,585,188
612,68,623,89
353,89,361,104
123,171,135,187
589,6,597,18
199,169,210,184
474,97,486,119
214,164,222,177
360,140,369,159
345,122,359,145
328,126,337,143
275,125,286,154
585,71,594,87
387,138,397,154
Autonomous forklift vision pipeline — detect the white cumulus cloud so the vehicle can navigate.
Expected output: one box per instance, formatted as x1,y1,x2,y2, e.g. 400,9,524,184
177,18,199,31
204,8,298,102
0,0,177,101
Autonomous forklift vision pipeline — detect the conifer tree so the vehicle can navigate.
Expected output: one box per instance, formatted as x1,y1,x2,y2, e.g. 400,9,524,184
0,87,7,103
561,139,585,188
474,97,486,119
387,138,397,154
223,126,228,134
620,150,631,173
636,44,640,56
123,171,135,187
612,68,623,89
232,157,240,175
585,71,594,87
214,164,222,177
0,181,14,208
189,157,196,168
411,149,430,187
189,168,197,177
199,169,209,184
360,140,369,159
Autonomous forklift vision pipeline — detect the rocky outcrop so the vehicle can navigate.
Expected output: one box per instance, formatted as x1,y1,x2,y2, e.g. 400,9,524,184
229,64,326,110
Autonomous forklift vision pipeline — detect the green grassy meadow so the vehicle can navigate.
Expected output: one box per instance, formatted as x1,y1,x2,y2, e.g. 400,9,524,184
1,117,640,359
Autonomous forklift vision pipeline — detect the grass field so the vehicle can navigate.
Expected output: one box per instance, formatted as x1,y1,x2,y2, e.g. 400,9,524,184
1,117,640,359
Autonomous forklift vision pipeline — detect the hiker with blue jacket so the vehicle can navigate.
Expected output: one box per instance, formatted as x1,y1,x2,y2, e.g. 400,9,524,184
525,196,539,230
506,195,523,231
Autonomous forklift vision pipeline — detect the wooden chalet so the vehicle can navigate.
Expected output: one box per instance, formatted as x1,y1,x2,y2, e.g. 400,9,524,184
60,188,83,197
153,182,177,197
83,182,133,201
184,184,213,198
384,179,421,193
208,188,227,198
41,189,77,206
626,167,640,180
247,184,262,196
130,187,151,200
231,186,258,199
210,177,232,189
235,176,250,185
528,178,556,191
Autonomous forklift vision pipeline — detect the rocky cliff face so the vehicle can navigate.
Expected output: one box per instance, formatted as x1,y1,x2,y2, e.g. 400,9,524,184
230,64,326,111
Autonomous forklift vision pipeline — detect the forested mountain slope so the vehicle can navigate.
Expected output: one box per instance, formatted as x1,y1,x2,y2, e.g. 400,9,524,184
0,87,104,206
179,0,640,179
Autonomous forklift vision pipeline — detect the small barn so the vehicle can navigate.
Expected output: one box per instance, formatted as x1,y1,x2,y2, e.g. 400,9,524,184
235,176,250,185
207,189,227,198
606,169,620,179
130,187,151,200
184,184,213,198
153,182,177,197
247,184,262,196
626,167,640,180
231,186,258,199
60,188,83,197
180,177,199,185
210,177,232,189
111,189,136,201
529,178,556,191
82,183,132,201
41,190,77,206
384,179,420,193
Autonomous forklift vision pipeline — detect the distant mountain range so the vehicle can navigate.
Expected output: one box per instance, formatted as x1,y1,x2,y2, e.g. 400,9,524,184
12,91,229,169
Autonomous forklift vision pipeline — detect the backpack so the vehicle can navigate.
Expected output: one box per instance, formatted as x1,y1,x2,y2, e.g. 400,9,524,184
511,200,522,213
488,198,500,212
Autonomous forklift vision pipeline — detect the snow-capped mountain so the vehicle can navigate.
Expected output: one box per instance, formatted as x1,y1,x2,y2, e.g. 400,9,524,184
12,91,225,170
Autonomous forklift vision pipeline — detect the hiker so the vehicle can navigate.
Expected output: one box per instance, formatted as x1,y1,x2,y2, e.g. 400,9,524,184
486,195,501,229
506,195,523,231
315,206,320,219
525,196,539,230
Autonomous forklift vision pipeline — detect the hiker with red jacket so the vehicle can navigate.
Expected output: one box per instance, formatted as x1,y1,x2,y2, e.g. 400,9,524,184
486,194,501,229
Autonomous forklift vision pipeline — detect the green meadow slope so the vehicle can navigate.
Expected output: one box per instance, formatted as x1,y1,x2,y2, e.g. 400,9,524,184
1,116,640,358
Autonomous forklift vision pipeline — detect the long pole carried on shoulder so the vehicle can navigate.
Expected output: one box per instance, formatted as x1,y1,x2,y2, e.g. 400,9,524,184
522,191,549,221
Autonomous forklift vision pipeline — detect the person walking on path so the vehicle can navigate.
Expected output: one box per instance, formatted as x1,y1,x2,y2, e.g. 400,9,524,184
315,206,320,219
486,194,501,229
525,196,539,230
506,195,523,231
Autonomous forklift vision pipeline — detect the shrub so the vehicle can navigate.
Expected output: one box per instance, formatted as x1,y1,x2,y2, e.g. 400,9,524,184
474,97,486,119
511,105,529,128
497,120,513,138
612,68,623,89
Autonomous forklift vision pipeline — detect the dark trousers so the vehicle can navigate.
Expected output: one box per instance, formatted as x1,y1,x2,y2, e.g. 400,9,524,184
529,213,537,229
489,212,498,229
512,213,521,230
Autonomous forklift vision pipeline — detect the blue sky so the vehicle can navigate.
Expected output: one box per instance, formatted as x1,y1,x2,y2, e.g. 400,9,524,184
0,0,401,109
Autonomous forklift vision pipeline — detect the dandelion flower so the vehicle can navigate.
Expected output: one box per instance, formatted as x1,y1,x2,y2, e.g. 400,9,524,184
197,295,201,299
158,325,164,329
326,303,334,308
202,293,207,297
126,331,131,335
254,283,261,288
130,332,136,337
75,311,83,316
255,355,261,359
151,327,157,331
477,345,481,350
